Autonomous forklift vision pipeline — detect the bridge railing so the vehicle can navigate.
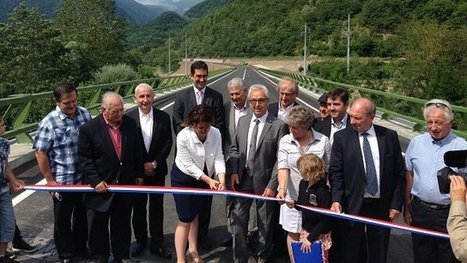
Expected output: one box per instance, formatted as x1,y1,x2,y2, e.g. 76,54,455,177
260,68,467,139
0,72,219,143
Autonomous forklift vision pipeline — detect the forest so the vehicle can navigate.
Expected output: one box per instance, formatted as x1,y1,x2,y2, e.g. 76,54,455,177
0,0,465,110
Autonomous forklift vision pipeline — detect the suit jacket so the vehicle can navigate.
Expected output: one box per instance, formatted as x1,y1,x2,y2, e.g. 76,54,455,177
313,115,351,138
267,101,299,118
329,125,405,217
227,112,288,194
223,101,250,156
172,86,225,135
78,114,144,212
126,106,173,183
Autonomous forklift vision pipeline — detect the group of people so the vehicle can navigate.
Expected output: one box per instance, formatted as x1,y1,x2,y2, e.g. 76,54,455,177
0,59,465,263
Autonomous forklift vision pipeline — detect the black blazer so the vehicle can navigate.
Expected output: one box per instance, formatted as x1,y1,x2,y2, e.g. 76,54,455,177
267,101,299,118
78,114,144,212
313,115,351,138
172,86,225,135
329,125,405,218
126,106,173,182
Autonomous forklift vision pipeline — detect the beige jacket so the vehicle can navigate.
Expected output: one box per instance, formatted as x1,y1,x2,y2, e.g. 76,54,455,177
447,200,467,262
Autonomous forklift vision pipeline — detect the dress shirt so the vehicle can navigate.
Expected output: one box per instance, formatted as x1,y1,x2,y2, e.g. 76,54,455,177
194,86,206,105
277,103,295,122
358,125,381,198
330,113,349,145
175,126,225,180
103,116,122,160
405,132,467,205
277,129,331,200
33,107,92,185
233,101,249,128
447,200,467,262
138,107,153,153
246,112,268,165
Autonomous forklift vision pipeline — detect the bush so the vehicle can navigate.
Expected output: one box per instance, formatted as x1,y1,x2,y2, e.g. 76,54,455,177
92,63,140,84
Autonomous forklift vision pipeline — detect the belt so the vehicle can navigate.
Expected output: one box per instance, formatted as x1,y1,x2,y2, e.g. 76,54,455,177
362,198,379,204
414,196,449,210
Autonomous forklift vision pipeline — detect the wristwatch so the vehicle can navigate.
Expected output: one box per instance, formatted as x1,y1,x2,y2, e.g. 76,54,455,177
152,160,157,169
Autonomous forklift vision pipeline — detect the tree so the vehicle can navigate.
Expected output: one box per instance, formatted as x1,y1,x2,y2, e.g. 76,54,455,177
56,0,127,75
0,3,65,96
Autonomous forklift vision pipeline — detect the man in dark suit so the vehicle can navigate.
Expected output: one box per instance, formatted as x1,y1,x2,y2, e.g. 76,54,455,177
172,60,225,250
267,77,299,122
78,92,144,263
313,88,350,144
228,84,288,263
126,84,172,259
329,97,405,263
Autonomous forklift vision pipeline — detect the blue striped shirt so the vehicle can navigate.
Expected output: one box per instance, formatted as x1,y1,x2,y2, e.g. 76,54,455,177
0,137,10,187
405,132,467,205
33,107,91,185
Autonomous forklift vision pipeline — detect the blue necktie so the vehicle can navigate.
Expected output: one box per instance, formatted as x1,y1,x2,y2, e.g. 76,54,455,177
362,133,378,195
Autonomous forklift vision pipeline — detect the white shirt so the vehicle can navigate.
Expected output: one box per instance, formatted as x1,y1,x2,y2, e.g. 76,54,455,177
138,107,153,153
194,86,206,105
246,112,268,164
358,125,381,198
233,101,249,128
277,103,295,122
175,126,226,180
330,113,349,145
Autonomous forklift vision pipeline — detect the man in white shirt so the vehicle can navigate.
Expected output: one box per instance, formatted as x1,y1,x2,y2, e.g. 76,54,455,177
267,77,299,122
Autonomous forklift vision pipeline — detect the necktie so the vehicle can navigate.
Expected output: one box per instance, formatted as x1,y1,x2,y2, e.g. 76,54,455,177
247,119,260,169
196,91,203,105
362,132,378,195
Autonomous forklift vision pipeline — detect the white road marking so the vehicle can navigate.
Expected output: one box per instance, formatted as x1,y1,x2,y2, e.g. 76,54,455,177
13,178,46,206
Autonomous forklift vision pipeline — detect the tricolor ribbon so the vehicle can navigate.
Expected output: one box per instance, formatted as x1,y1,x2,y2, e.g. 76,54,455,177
24,184,449,239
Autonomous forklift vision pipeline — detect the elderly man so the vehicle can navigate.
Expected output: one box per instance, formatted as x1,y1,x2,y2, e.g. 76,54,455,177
268,77,299,122
228,84,288,263
404,99,467,263
313,88,350,145
33,83,91,263
78,92,144,263
126,84,172,259
329,97,405,263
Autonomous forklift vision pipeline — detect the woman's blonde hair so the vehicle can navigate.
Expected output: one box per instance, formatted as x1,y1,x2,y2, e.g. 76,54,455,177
297,153,325,184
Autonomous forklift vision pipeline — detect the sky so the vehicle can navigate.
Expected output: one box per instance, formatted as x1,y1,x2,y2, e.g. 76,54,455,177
135,0,203,13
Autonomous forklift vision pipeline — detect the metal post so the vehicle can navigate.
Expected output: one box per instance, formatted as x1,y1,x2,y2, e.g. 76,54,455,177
168,36,171,74
185,32,188,76
347,14,350,74
303,23,307,76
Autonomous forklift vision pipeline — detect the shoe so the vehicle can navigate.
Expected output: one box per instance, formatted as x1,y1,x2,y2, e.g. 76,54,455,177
58,259,73,263
0,256,18,263
120,259,133,263
150,243,172,259
221,236,233,247
186,252,204,263
12,238,37,253
198,238,212,251
130,241,146,257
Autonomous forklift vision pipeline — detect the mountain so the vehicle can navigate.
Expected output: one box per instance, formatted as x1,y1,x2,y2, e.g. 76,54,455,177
136,0,203,15
0,0,60,22
184,0,229,20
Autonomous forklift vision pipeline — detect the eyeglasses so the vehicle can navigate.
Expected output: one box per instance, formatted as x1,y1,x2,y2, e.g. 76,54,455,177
249,99,267,105
425,102,450,109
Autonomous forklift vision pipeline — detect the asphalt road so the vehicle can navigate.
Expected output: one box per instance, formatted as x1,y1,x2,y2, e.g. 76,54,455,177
11,66,414,262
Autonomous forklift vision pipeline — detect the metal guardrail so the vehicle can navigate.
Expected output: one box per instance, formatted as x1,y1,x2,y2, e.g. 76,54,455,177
260,68,467,139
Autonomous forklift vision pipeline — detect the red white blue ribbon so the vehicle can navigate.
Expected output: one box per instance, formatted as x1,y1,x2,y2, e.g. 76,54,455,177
24,184,449,239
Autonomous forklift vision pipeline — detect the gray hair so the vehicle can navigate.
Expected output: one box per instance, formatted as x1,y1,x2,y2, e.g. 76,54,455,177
423,99,454,122
278,77,299,96
286,105,314,129
248,84,269,99
227,77,247,92
134,83,154,96
102,91,124,110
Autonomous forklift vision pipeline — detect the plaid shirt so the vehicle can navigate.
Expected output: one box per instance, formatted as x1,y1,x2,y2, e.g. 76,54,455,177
33,107,91,185
0,137,10,187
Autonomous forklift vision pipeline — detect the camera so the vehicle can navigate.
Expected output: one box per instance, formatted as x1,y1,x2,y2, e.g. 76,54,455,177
437,150,467,194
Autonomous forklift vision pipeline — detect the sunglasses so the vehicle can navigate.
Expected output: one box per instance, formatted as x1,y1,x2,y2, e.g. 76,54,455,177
425,102,450,109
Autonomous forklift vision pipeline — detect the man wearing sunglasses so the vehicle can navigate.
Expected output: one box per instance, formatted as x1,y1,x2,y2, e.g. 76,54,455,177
404,99,467,263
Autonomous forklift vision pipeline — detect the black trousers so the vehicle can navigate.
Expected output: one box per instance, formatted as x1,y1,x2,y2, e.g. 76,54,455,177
52,192,88,259
411,197,460,263
87,194,131,261
339,199,390,263
132,176,165,245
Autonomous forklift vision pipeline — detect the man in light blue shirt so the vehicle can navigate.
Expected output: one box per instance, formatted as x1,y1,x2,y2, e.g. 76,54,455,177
404,99,467,263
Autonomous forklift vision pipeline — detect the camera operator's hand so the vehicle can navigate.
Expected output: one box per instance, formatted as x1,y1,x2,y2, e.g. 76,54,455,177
450,176,467,202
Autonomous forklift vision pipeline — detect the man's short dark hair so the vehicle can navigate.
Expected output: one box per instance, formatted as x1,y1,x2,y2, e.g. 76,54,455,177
54,82,77,102
190,61,209,75
327,88,349,104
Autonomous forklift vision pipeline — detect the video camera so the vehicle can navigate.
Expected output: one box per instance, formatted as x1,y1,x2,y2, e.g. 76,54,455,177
437,150,467,194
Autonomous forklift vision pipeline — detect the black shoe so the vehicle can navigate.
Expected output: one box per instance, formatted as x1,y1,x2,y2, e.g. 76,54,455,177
58,259,73,263
130,241,146,257
221,236,233,247
0,256,18,263
12,238,37,253
198,237,212,251
150,243,172,260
